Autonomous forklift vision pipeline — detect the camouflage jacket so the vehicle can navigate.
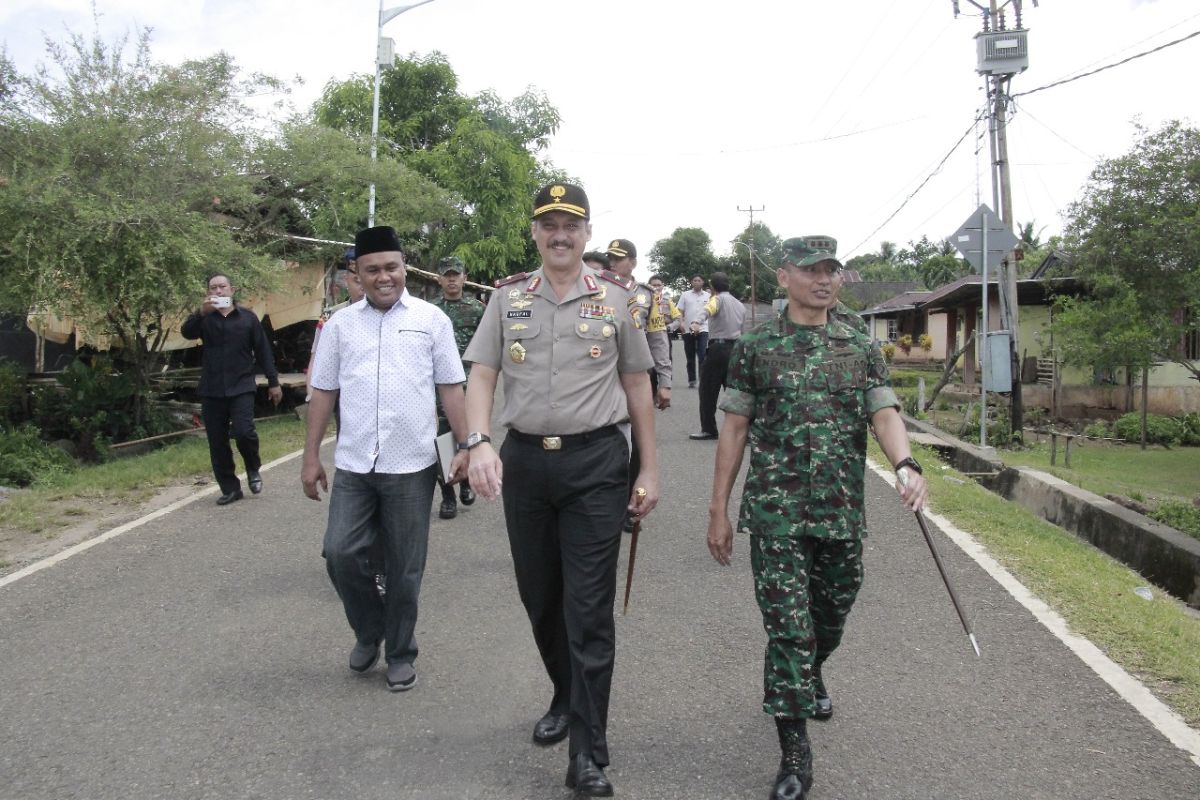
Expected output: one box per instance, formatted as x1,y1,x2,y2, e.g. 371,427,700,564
719,310,900,540
431,295,486,357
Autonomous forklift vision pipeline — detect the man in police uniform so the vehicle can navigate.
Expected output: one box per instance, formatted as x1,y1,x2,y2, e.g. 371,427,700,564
432,256,486,519
605,239,672,410
464,183,658,798
689,271,746,440
703,237,928,800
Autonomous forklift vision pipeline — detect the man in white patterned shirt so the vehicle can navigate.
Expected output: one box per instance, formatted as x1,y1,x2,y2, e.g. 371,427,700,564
302,225,468,692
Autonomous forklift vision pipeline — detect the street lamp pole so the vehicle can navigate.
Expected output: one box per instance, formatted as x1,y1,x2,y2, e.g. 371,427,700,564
368,0,437,227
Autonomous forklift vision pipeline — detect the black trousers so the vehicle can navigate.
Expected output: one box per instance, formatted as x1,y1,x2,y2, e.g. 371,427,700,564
682,331,709,383
698,339,735,435
201,392,260,495
501,428,629,767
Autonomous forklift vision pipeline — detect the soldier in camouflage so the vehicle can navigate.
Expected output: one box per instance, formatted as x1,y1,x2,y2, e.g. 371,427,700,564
432,256,486,520
704,236,928,800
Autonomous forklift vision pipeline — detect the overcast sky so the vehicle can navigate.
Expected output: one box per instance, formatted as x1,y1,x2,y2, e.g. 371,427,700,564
4,0,1199,271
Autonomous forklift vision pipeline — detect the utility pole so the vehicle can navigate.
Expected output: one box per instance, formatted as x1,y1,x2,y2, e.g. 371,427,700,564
955,0,1036,441
737,204,765,325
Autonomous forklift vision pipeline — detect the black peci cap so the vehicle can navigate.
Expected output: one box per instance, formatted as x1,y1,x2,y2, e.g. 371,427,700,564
355,226,404,258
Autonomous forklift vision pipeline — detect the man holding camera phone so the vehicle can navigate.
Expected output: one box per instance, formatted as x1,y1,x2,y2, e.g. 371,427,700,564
182,272,283,506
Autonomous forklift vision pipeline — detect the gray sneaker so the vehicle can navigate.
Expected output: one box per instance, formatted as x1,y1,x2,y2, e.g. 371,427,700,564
386,662,417,692
349,640,380,673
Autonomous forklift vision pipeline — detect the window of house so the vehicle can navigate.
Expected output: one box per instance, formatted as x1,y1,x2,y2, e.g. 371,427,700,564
886,319,898,341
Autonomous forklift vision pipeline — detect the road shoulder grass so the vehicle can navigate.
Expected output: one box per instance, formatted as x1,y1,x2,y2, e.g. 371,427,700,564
870,438,1200,726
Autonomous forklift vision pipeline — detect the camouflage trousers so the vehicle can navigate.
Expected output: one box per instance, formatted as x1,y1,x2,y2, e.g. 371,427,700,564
751,535,864,719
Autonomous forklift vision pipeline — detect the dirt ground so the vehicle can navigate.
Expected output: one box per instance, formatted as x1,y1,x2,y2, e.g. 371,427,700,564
0,477,212,575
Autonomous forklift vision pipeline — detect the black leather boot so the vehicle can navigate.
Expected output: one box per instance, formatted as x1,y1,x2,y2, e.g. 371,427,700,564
813,662,833,720
771,717,813,800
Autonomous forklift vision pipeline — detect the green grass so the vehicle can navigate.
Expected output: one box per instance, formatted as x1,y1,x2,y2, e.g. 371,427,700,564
0,416,307,535
871,438,1200,725
997,439,1199,505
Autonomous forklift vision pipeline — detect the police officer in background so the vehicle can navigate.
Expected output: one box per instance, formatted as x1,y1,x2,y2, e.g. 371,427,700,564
432,256,485,520
704,236,928,800
689,271,746,440
605,239,672,410
464,183,659,798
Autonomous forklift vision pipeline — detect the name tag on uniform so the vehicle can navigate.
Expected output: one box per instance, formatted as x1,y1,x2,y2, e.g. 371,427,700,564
507,310,532,319
580,302,615,322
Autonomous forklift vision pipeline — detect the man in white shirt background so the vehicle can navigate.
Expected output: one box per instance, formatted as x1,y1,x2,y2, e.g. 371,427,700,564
675,274,711,389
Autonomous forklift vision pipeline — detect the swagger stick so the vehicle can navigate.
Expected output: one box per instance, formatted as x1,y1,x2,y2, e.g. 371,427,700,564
622,488,647,615
899,469,981,657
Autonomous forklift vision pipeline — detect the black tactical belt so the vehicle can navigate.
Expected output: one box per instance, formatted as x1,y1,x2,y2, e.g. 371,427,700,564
708,338,739,345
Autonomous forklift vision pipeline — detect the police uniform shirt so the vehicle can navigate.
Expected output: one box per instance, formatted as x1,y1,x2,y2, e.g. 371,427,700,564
310,290,465,474
463,266,653,435
697,291,748,340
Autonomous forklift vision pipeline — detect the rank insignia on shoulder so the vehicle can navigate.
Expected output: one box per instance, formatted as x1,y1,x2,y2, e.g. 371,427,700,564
599,270,633,290
494,272,528,288
583,273,598,292
526,276,542,293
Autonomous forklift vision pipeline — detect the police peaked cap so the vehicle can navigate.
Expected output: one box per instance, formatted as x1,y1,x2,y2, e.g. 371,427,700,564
532,183,590,220
606,239,637,259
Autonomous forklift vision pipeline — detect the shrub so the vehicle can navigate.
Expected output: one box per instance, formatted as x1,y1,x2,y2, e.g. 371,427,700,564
1181,413,1200,446
0,360,27,427
880,342,897,363
917,333,933,352
1151,501,1200,540
0,425,74,487
1084,421,1110,439
898,334,913,354
1113,412,1184,447
957,403,1013,446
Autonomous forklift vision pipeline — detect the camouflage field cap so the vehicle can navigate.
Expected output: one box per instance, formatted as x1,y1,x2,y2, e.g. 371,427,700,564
781,235,842,269
437,256,465,275
532,182,590,220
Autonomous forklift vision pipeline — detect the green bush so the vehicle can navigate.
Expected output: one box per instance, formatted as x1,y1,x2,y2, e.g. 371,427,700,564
1113,412,1184,447
1084,421,1110,439
0,359,27,427
1151,501,1200,540
0,425,74,487
1181,413,1200,446
33,356,170,461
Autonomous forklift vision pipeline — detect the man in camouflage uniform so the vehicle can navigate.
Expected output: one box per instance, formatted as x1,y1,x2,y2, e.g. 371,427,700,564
432,256,486,520
704,236,928,800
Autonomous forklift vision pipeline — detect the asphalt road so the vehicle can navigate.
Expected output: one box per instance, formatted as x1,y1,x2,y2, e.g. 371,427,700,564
2,356,1198,799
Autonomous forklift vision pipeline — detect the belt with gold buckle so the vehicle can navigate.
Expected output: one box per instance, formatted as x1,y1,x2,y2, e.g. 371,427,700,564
542,436,562,450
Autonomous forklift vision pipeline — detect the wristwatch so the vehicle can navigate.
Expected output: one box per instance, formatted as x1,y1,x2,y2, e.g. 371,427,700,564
459,432,492,451
894,456,923,475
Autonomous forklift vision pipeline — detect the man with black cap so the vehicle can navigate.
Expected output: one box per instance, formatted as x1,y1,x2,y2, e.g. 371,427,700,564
689,271,746,440
302,225,469,692
464,183,658,797
605,239,672,411
181,272,283,506
703,236,927,800
431,255,485,519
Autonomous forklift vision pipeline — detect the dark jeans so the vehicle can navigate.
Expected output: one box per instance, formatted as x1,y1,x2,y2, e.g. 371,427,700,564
698,339,735,435
500,428,629,768
682,331,708,383
201,392,260,495
322,466,436,665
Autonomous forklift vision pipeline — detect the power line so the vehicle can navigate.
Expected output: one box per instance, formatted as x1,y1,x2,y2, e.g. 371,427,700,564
1013,29,1200,99
846,111,984,259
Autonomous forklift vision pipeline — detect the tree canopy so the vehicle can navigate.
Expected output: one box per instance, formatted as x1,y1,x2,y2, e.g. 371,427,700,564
1053,120,1200,383
313,52,562,282
647,228,719,290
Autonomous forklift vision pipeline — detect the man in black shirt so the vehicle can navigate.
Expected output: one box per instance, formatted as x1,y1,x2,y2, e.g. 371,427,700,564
181,272,283,505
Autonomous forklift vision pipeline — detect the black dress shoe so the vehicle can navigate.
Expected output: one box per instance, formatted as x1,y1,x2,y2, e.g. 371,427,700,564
248,470,263,494
565,753,613,797
689,431,718,440
532,710,570,745
459,484,475,506
439,499,457,519
216,489,243,506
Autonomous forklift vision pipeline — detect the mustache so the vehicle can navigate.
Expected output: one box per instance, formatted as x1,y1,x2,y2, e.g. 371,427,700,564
549,240,572,249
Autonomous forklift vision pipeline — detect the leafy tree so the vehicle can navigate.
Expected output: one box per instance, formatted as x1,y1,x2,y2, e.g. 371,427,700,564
648,228,719,290
313,52,561,282
1055,120,1200,386
0,30,284,427
728,222,783,301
